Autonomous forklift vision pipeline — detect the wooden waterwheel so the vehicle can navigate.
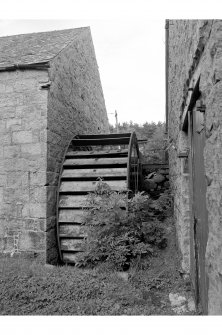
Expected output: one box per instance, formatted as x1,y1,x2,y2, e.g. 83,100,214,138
56,132,141,264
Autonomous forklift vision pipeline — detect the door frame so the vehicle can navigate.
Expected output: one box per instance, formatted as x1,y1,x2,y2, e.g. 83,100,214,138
181,76,209,314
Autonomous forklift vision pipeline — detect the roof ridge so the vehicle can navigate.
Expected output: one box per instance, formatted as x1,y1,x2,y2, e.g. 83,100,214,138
50,27,91,63
0,26,90,39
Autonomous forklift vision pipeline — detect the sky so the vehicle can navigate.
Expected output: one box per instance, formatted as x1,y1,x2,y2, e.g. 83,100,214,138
1,0,220,128
0,19,165,126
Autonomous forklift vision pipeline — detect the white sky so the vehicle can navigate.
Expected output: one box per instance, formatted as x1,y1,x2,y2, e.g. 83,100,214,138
0,19,165,126
0,0,220,127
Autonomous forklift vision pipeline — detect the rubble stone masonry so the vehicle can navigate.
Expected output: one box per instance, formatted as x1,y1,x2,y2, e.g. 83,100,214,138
0,69,48,256
46,28,109,264
0,28,109,264
168,20,222,314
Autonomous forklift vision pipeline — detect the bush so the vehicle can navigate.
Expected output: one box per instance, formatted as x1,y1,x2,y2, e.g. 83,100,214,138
149,189,173,219
75,180,167,270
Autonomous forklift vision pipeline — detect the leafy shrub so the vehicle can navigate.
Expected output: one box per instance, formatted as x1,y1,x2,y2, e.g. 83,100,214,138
150,189,173,219
109,121,167,164
75,180,167,270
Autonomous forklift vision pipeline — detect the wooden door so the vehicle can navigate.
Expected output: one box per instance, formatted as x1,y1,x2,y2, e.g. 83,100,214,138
189,101,209,314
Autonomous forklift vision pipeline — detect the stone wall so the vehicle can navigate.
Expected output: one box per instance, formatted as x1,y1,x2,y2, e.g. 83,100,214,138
168,20,222,314
46,28,109,264
168,20,203,274
0,28,109,263
0,69,48,255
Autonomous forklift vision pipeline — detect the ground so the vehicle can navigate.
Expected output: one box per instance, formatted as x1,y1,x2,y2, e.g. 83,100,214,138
0,217,196,315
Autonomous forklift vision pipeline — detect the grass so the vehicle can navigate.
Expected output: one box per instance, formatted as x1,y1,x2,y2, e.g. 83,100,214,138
0,220,195,315
0,254,155,315
0,217,196,315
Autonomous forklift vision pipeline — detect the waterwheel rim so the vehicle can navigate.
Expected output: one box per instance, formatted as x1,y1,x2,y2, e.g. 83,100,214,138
56,132,141,264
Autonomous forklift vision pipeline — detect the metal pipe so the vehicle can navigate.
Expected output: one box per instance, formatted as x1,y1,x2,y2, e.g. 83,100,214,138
165,20,169,135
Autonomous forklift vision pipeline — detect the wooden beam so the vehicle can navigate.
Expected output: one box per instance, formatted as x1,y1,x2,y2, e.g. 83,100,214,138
77,133,131,139
59,180,128,193
63,157,127,167
62,167,127,178
60,239,84,252
72,137,130,146
59,195,89,208
59,209,86,223
66,149,128,158
59,224,87,237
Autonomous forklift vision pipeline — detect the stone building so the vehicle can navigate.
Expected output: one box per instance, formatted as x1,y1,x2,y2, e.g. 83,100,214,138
166,20,222,314
0,28,109,264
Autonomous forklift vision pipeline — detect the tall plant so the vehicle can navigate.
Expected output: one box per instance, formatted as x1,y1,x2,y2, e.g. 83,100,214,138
75,180,167,270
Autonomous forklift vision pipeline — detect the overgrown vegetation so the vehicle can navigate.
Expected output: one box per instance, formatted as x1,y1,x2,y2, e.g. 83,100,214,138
0,237,192,316
0,212,194,316
75,180,172,270
109,120,165,140
0,255,151,315
0,181,193,316
110,121,167,163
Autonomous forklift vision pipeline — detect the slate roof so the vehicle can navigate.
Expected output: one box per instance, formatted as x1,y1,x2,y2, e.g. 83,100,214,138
0,27,89,69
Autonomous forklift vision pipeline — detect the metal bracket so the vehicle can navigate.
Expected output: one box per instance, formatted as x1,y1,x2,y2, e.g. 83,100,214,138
178,150,189,158
196,100,206,113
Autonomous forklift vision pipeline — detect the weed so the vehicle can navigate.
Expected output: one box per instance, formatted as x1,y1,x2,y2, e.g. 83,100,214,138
75,180,168,270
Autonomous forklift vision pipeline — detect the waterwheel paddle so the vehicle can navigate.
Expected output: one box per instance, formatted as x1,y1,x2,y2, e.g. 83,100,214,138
56,132,141,264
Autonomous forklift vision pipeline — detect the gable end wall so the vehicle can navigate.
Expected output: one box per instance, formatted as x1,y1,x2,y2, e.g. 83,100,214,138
46,28,109,264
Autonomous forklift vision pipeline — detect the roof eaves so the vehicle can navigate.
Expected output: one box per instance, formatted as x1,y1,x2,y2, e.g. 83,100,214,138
0,61,50,72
